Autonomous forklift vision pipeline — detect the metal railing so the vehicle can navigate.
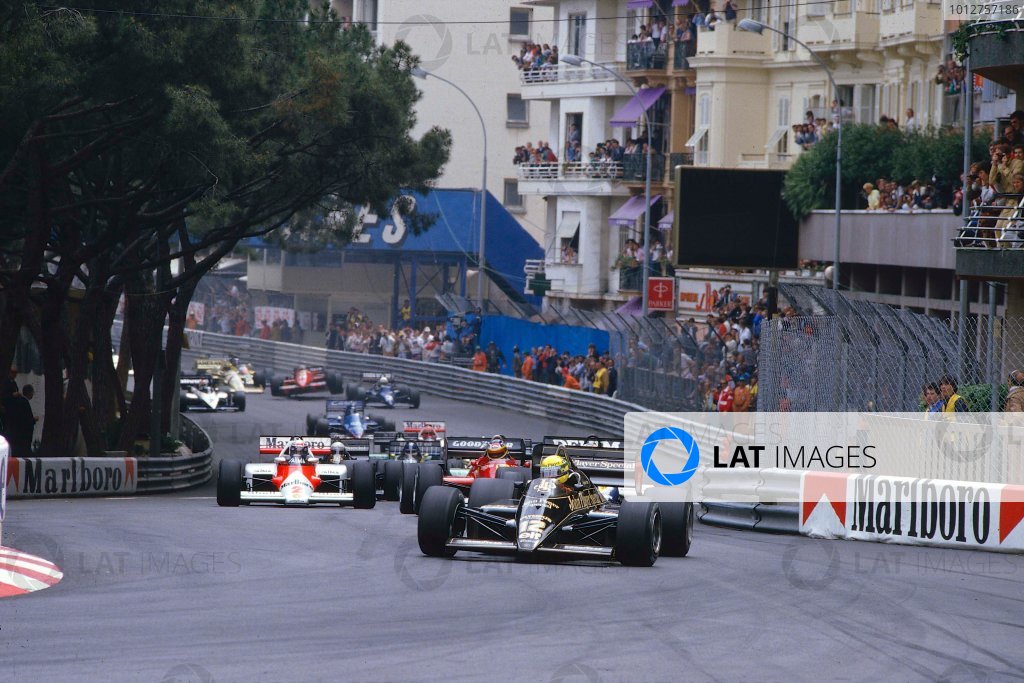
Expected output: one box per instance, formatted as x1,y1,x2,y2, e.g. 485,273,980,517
136,415,213,492
519,62,623,85
622,152,665,182
516,161,624,181
954,194,1024,250
626,41,667,71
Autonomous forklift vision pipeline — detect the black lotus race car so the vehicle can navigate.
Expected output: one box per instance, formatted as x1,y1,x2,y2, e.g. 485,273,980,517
179,374,246,412
269,365,344,398
346,372,420,408
305,400,396,438
417,446,694,566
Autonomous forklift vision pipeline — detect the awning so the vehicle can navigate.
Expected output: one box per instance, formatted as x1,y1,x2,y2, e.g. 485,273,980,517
616,296,643,316
608,194,662,227
672,0,690,6
658,211,674,230
627,0,655,8
765,126,789,150
685,125,708,148
556,212,581,239
609,86,666,128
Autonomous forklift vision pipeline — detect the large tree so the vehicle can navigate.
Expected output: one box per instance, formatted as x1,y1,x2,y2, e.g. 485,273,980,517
0,2,450,454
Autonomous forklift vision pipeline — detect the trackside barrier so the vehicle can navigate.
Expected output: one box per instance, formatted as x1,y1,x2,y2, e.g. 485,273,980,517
0,437,8,542
136,415,213,493
176,329,651,435
698,469,802,534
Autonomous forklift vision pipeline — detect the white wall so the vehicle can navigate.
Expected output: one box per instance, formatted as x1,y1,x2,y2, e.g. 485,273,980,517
376,1,554,243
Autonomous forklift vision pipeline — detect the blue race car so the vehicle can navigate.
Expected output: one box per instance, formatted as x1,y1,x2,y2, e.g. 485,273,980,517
306,400,395,438
346,373,420,409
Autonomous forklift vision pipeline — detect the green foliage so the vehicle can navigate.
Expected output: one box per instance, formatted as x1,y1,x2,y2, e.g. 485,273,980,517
959,383,1008,412
784,124,991,218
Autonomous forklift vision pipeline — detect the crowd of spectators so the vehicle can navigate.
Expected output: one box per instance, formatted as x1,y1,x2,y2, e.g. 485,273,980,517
323,306,485,363
792,109,836,150
936,58,967,96
511,42,559,76
513,141,558,165
613,237,675,283
860,177,945,212
955,111,1024,247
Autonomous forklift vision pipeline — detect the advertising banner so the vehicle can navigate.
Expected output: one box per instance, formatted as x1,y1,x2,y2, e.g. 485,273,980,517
647,277,676,312
254,306,296,327
5,457,137,499
676,276,753,315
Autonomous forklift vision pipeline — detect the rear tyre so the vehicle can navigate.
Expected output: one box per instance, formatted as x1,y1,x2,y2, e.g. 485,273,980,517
305,413,317,435
414,463,444,514
327,372,344,395
496,466,531,488
383,460,402,501
351,461,376,509
252,370,267,389
377,418,396,432
409,391,421,409
233,392,246,412
314,418,331,437
216,460,243,507
418,487,464,557
269,374,285,397
660,502,694,557
346,384,360,401
399,462,417,514
616,502,662,567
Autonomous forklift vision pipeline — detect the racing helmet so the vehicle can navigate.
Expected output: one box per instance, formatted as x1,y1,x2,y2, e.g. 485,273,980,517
540,452,571,484
485,435,509,459
419,427,437,441
288,439,310,457
401,441,423,462
329,440,349,463
377,375,390,388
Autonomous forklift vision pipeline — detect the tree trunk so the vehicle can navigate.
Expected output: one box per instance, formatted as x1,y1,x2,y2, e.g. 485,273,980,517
116,277,167,453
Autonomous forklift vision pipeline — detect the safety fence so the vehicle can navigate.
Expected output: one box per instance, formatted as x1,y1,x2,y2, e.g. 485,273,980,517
760,285,1024,412
136,415,213,493
179,329,650,435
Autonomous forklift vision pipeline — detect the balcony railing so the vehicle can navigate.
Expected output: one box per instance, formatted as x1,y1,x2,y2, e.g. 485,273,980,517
627,41,667,71
670,152,694,169
673,41,696,70
622,153,666,182
516,161,624,181
519,62,622,86
954,195,1024,250
618,266,642,292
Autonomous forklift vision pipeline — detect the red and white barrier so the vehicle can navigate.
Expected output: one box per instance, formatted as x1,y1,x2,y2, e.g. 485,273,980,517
5,457,137,499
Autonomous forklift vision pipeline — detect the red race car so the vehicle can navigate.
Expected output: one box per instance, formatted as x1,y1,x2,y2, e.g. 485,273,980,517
399,435,531,514
269,365,344,398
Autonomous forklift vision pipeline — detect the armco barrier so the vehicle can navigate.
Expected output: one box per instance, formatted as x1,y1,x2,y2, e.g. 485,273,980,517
179,329,650,434
136,415,213,493
0,436,8,542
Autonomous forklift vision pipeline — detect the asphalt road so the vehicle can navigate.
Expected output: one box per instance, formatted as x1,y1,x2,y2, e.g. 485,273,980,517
2,389,1023,681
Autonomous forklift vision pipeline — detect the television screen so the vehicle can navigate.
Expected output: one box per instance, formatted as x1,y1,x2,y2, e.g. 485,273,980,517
672,167,798,269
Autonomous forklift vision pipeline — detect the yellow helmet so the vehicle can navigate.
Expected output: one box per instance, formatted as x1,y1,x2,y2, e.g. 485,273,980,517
540,453,571,484
485,435,509,459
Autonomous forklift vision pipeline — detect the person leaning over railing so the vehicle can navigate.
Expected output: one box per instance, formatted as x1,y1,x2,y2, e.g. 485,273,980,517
994,175,1024,247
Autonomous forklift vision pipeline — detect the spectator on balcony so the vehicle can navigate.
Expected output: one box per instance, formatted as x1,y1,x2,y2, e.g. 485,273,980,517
863,183,882,211
904,108,919,132
560,243,577,264
568,123,580,147
705,3,722,30
994,145,1024,193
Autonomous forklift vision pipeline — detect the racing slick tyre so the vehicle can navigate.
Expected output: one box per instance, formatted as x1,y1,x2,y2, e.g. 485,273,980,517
306,413,317,435
409,391,421,409
346,384,361,401
414,463,444,514
270,374,285,397
233,392,246,412
351,461,376,509
378,418,396,432
615,502,662,567
467,479,517,539
327,372,344,395
383,460,402,501
313,418,331,437
495,466,531,489
418,486,464,557
399,463,417,514
252,370,267,389
660,502,694,558
216,459,243,507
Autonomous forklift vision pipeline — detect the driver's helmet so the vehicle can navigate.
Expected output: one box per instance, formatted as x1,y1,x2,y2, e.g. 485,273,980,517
330,440,349,462
288,439,310,458
485,435,509,460
419,427,437,441
377,375,390,388
229,356,240,367
402,441,422,462
540,452,572,484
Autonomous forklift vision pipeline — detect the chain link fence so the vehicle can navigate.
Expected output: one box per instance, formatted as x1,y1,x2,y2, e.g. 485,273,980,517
759,286,1024,412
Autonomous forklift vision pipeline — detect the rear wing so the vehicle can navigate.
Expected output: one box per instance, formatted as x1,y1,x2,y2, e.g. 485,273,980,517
193,358,227,372
387,438,444,461
402,421,446,437
325,399,363,415
534,436,628,488
180,374,215,386
445,436,529,465
258,435,372,457
360,372,388,384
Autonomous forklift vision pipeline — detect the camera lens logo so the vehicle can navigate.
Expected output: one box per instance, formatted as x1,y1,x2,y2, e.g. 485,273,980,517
640,427,700,486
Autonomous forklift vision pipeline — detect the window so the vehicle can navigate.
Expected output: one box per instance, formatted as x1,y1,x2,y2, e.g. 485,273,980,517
507,94,528,125
510,8,531,38
698,93,711,126
360,0,378,31
503,179,523,208
777,96,791,127
752,0,767,24
568,13,587,57
856,84,875,124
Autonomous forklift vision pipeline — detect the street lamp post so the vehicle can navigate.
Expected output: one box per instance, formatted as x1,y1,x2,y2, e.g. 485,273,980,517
739,19,842,291
411,67,488,309
561,54,655,315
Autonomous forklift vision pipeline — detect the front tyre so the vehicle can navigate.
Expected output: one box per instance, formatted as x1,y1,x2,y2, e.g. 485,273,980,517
327,372,344,395
660,502,694,557
409,390,421,409
616,502,662,567
418,486,464,557
216,460,243,507
383,460,402,501
351,461,376,509
414,463,444,514
399,463,417,514
233,392,246,412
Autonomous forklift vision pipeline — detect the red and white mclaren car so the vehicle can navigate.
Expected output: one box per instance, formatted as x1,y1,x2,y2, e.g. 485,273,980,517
268,366,344,398
216,436,375,507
